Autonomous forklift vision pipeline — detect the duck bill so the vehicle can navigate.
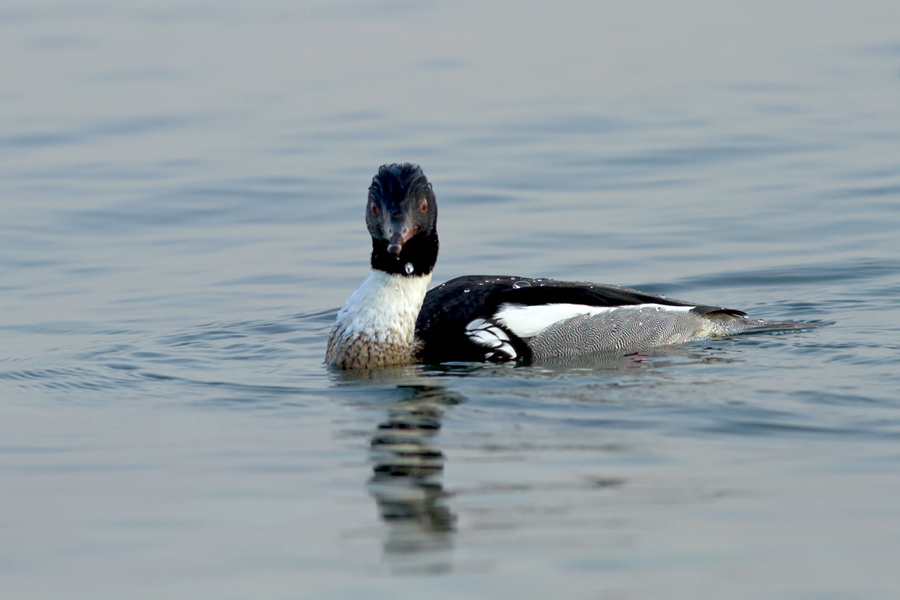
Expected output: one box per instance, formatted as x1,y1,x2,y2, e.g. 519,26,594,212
385,216,413,257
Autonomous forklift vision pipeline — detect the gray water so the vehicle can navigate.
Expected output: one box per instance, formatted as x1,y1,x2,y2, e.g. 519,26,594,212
3,2,900,598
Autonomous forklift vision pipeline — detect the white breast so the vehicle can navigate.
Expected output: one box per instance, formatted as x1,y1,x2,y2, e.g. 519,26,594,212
333,270,431,341
326,270,432,368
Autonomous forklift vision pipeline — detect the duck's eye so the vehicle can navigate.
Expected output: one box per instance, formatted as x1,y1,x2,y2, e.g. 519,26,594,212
371,204,378,215
420,200,428,212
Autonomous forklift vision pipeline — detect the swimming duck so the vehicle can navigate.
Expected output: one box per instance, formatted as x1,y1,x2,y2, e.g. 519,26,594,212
326,163,818,369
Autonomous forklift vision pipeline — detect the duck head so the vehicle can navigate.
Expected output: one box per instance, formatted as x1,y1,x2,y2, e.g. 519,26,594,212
366,163,439,276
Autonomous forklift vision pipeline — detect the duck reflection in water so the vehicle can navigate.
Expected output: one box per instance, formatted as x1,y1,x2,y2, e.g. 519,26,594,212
367,384,463,571
333,345,735,571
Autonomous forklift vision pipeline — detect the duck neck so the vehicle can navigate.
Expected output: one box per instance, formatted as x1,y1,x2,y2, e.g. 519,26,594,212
370,232,439,276
326,269,433,369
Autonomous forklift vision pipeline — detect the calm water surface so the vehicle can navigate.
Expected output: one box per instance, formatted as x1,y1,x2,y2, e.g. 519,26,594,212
2,2,900,599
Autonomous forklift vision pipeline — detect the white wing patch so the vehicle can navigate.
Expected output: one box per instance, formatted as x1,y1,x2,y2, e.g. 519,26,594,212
495,302,695,338
465,318,518,361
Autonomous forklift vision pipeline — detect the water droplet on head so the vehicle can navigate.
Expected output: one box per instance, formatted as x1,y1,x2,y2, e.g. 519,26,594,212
512,280,531,289
463,287,470,293
404,263,414,275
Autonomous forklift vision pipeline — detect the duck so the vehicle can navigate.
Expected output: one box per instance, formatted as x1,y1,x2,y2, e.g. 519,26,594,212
326,163,822,370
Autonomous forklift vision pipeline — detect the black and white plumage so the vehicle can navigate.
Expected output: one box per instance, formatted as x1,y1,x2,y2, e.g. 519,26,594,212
326,163,820,370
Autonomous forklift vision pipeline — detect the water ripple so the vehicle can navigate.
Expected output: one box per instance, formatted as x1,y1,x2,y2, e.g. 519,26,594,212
674,258,900,289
